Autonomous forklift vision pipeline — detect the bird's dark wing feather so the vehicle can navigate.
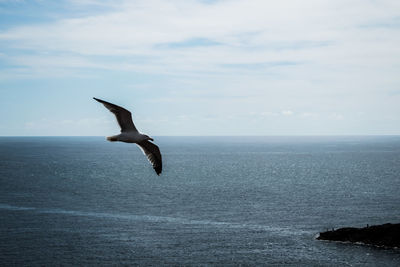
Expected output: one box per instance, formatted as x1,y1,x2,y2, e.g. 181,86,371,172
93,97,137,132
137,140,162,175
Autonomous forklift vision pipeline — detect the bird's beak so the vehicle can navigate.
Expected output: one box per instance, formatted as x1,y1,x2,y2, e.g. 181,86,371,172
150,138,154,141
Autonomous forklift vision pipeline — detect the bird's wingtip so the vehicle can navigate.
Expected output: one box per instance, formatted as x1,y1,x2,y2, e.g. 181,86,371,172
93,97,104,103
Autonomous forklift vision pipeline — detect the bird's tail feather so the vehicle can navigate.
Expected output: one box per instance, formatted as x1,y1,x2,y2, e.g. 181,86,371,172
107,136,118,142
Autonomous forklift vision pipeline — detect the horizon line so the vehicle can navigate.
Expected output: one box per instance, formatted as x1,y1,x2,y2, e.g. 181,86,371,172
1,135,400,138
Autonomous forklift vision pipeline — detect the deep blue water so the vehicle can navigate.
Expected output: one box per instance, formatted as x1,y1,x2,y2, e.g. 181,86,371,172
1,136,400,266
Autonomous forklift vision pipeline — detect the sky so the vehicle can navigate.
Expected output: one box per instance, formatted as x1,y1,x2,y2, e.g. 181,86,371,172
0,0,399,136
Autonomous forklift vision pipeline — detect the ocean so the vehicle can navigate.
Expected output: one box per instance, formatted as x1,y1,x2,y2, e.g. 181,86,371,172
0,136,400,266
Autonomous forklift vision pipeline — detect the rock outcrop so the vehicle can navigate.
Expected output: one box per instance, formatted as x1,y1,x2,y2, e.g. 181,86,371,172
317,223,400,248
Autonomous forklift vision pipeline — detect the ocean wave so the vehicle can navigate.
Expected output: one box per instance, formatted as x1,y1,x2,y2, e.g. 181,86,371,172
0,203,309,236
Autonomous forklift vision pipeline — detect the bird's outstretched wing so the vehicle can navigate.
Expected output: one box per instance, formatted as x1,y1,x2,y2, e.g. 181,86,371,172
93,97,138,133
137,140,162,175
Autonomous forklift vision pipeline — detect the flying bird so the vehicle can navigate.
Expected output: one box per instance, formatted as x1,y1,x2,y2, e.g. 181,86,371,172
93,97,162,175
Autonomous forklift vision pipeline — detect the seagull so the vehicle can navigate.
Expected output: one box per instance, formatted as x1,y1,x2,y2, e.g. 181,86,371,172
93,97,162,175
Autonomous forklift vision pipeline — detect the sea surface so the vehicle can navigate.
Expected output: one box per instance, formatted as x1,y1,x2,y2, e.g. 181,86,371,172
1,136,400,266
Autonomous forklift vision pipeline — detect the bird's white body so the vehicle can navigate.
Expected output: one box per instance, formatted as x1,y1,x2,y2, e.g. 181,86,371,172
107,132,151,143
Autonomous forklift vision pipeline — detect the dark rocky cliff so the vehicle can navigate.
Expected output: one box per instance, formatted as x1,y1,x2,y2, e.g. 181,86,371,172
317,223,400,248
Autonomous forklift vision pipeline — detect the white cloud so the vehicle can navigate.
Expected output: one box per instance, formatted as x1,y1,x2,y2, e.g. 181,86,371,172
330,113,344,120
300,112,318,119
1,0,398,101
2,0,399,67
282,110,294,116
1,0,399,93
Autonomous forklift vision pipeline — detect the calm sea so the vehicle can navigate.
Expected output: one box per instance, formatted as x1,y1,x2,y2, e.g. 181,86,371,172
1,136,400,266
